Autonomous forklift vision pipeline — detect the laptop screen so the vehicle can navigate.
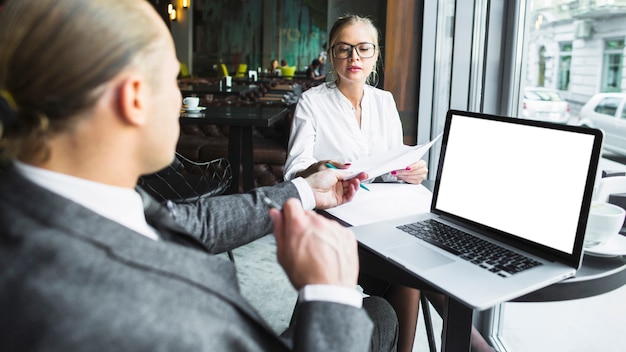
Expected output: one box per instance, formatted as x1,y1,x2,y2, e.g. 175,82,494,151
432,110,602,257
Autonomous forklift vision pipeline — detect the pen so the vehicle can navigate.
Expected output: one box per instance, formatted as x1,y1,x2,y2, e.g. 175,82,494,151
325,163,370,191
261,195,282,211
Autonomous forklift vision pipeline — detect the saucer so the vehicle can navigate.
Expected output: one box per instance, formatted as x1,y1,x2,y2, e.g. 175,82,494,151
584,234,626,257
182,106,206,112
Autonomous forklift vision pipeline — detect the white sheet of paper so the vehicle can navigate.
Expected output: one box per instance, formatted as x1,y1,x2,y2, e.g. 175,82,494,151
344,134,442,180
323,183,433,226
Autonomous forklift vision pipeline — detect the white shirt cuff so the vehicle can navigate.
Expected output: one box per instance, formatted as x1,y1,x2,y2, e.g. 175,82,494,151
291,177,315,210
298,284,363,308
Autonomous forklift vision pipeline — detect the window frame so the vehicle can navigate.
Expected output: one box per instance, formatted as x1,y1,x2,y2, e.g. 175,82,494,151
558,41,573,91
601,38,625,92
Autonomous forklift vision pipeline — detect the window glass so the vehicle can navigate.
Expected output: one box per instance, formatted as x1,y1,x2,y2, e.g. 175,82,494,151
558,42,572,90
495,3,626,348
602,39,624,92
518,0,626,156
421,1,626,349
594,97,621,116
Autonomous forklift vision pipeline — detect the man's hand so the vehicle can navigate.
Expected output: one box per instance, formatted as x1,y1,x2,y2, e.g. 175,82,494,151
304,169,368,209
294,160,351,179
270,199,359,290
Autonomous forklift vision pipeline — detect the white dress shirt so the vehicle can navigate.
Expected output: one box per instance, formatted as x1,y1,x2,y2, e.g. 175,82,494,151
14,161,161,241
284,83,404,181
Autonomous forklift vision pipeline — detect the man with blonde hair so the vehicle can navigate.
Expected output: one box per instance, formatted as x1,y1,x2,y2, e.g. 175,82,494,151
0,0,397,351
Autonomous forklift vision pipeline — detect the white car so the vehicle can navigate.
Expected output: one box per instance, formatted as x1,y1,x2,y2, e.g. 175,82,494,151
522,87,571,124
572,93,626,156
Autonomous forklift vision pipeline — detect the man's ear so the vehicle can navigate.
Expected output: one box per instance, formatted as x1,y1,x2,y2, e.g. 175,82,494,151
117,74,147,126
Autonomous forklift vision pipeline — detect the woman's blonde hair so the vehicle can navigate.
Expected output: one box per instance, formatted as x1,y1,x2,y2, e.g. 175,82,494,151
326,14,381,87
0,0,163,162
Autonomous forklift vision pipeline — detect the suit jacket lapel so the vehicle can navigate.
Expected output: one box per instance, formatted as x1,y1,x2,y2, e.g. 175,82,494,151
1,166,278,336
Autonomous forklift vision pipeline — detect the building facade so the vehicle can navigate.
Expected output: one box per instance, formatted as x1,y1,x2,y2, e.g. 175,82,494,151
525,0,626,112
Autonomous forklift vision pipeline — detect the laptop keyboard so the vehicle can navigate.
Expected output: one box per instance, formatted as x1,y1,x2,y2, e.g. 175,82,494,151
397,219,542,278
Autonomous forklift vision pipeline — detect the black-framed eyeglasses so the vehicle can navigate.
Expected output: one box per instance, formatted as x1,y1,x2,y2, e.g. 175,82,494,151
331,42,376,59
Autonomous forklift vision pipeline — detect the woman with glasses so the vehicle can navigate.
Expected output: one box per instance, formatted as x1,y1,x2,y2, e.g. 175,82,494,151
284,14,495,352
284,15,427,183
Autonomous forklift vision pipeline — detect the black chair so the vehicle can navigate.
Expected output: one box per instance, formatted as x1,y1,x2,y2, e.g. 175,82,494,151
138,152,235,262
138,152,232,203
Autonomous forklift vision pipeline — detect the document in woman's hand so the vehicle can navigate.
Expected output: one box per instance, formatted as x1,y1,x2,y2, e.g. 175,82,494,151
343,134,442,180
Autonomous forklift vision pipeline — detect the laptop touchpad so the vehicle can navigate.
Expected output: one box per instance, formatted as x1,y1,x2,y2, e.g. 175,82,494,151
387,243,454,270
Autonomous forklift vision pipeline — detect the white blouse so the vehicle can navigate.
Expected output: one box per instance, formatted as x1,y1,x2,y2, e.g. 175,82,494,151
284,83,404,181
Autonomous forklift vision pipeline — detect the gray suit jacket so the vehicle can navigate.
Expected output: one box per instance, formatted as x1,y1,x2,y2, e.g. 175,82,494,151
0,164,374,351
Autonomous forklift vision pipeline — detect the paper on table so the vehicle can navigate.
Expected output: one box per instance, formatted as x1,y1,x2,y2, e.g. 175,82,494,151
323,183,433,226
344,133,442,180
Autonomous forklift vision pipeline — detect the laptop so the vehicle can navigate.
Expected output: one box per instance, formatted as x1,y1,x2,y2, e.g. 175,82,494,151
352,109,603,310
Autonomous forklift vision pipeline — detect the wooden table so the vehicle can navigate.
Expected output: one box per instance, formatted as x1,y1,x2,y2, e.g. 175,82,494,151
180,105,291,193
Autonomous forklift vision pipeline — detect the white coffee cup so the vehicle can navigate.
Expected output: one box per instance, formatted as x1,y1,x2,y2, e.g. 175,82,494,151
248,70,258,81
223,76,232,87
584,201,626,247
182,96,199,109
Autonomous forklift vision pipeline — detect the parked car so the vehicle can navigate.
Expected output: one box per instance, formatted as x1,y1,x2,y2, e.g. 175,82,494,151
572,92,626,156
521,87,571,124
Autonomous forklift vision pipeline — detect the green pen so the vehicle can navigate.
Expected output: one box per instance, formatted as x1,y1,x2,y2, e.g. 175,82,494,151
325,163,370,191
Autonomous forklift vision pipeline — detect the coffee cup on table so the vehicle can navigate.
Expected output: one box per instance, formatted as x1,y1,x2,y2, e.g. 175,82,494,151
182,96,199,110
608,193,626,230
584,201,626,248
223,76,232,87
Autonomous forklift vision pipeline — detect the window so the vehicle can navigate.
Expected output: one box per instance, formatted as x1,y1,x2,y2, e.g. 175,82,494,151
437,1,626,350
558,42,572,90
601,39,624,92
594,97,622,116
537,46,547,87
512,3,626,125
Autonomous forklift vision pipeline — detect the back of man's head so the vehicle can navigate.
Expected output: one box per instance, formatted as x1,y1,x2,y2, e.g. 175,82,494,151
0,0,163,163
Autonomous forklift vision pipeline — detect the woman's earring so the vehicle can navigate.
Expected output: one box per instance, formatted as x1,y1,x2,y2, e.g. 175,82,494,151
326,70,338,83
368,71,379,87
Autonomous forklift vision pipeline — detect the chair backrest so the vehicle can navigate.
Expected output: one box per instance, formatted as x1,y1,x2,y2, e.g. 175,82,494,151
138,153,232,203
180,62,190,78
280,66,296,79
235,63,248,78
219,63,230,77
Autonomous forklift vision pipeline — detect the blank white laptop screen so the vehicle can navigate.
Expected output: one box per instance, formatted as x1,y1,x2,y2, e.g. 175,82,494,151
434,113,597,255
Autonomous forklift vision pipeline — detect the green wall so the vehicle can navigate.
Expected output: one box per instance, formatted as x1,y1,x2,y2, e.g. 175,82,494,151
193,0,327,76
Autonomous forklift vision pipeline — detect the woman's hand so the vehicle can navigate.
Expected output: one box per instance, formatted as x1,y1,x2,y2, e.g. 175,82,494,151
391,160,428,184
